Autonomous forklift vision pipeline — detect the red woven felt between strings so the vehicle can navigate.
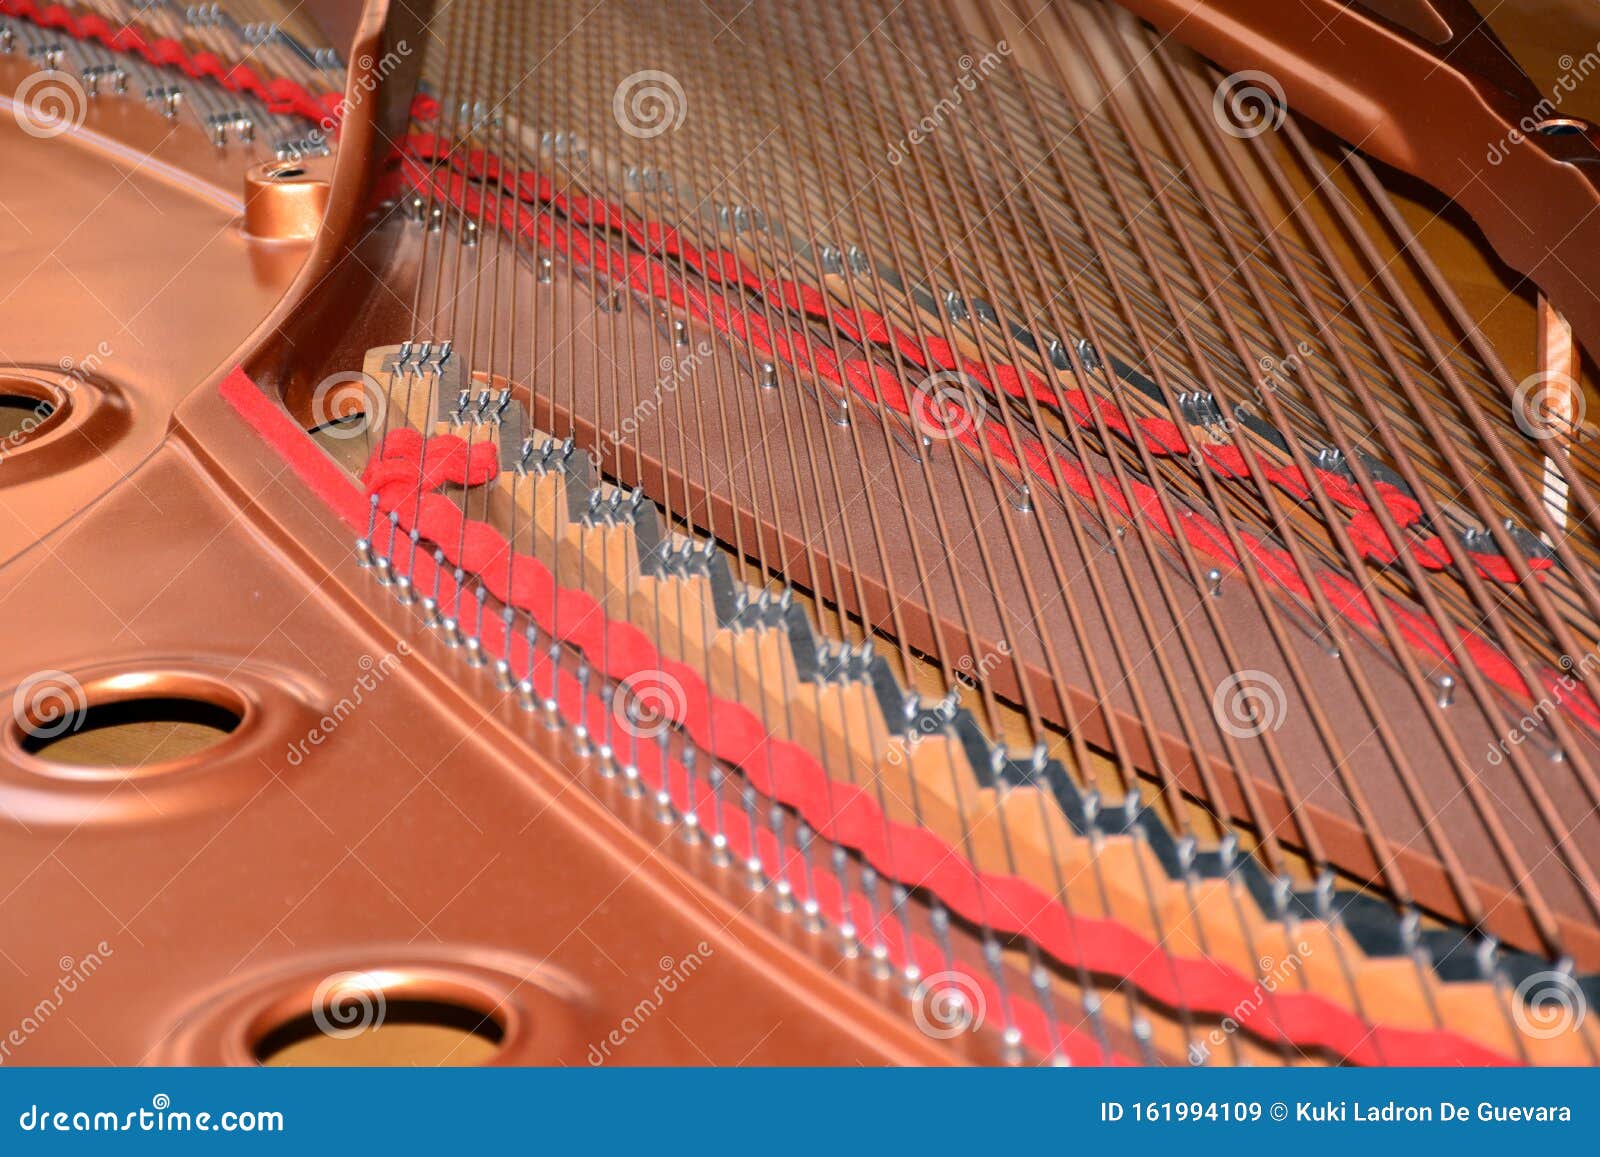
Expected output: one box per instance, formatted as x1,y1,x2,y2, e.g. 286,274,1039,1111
219,367,1124,1065
388,154,1600,737
398,131,1548,590
352,422,1520,1068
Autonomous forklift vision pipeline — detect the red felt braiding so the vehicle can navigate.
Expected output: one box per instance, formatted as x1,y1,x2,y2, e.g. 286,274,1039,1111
1,0,343,122
0,0,1556,588
347,423,1519,1068
388,156,1600,736
1,2,446,125
398,133,1547,589
15,0,1567,1068
224,367,1113,1063
371,447,1132,1067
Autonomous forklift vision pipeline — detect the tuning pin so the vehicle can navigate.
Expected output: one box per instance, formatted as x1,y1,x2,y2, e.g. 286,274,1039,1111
688,764,723,863
1075,337,1102,372
1312,869,1337,919
588,679,618,775
734,806,765,893
767,807,795,911
542,643,563,730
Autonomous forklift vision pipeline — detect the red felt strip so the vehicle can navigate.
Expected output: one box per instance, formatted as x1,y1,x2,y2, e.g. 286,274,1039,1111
219,368,367,525
1,3,443,127
351,424,1519,1068
212,377,1523,1068
218,366,1123,1064
391,159,1600,737
220,364,1526,1065
399,132,1548,589
5,0,1549,591
2,0,342,123
417,527,1125,1065
16,0,1564,713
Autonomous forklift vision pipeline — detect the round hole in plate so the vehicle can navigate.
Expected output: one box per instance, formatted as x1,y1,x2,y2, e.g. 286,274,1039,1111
153,955,577,1066
0,375,67,451
18,695,241,768
270,165,307,180
254,998,506,1067
0,393,52,438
